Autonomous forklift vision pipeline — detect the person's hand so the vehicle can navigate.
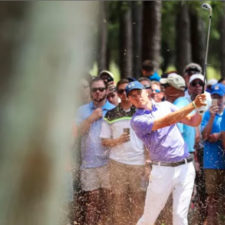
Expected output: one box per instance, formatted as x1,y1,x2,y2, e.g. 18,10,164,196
208,133,220,142
193,94,207,108
209,104,219,117
118,132,130,144
89,108,102,122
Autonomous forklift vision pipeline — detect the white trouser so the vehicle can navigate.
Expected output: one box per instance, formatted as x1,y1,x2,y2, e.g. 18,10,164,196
137,162,195,225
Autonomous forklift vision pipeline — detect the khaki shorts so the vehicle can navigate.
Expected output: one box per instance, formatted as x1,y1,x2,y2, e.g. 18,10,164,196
109,159,145,194
80,164,110,191
204,169,225,195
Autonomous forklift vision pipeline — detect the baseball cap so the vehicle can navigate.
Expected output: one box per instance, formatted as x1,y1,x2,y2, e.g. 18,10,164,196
126,81,144,95
211,83,225,96
160,73,186,91
184,63,202,75
99,70,114,82
149,72,161,81
108,84,116,93
189,74,205,84
207,79,218,86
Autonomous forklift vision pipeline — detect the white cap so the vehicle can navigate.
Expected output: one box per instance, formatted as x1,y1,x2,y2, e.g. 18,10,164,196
160,73,186,91
189,73,205,84
207,79,218,86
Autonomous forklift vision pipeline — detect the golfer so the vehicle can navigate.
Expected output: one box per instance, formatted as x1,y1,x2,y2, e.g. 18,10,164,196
126,81,206,225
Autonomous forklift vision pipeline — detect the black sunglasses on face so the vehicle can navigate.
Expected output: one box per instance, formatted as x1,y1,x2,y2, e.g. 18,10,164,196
117,89,126,95
143,85,152,90
191,81,204,87
91,87,106,92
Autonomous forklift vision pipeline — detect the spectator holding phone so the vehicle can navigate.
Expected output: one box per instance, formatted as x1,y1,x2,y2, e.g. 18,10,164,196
221,108,225,150
100,79,146,225
201,83,225,225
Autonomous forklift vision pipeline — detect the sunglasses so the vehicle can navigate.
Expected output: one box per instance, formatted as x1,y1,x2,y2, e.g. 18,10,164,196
91,87,106,92
117,89,126,95
143,85,152,90
153,89,161,93
191,81,204,87
101,75,114,83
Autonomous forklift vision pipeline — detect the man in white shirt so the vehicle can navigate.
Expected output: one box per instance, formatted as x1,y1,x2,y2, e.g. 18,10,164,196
100,79,146,225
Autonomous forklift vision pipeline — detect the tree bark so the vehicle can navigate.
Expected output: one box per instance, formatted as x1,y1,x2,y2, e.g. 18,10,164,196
119,2,133,78
189,6,205,69
142,1,161,70
0,2,99,225
98,1,108,73
175,2,191,75
132,1,143,78
220,3,225,78
0,2,28,102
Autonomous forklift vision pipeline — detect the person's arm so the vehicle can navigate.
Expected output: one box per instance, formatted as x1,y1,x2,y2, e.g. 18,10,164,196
201,105,218,141
220,110,225,149
222,131,225,150
152,94,206,131
101,133,130,148
77,108,102,135
180,113,202,127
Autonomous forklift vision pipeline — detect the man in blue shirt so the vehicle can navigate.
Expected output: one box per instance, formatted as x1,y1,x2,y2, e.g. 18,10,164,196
161,73,195,154
76,77,115,225
221,108,225,150
201,83,225,225
126,81,206,225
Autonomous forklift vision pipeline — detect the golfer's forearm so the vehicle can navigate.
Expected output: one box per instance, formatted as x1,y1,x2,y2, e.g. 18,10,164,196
182,113,202,127
152,102,195,130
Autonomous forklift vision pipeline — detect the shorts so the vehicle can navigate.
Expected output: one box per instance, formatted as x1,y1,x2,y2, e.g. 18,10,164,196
109,159,145,194
204,169,225,195
80,164,110,191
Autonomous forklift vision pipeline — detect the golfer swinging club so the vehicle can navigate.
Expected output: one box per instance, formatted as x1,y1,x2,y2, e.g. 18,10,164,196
126,81,206,225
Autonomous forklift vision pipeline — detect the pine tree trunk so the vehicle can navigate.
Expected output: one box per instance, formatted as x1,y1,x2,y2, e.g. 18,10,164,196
0,2,28,100
132,1,143,78
189,7,204,69
0,2,99,225
142,1,161,70
220,3,225,78
175,2,191,75
98,1,108,73
119,3,133,78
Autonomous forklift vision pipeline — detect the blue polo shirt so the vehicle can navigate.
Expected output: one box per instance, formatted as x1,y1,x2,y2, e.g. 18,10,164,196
131,101,189,163
76,100,115,169
174,96,195,153
221,109,225,132
201,110,225,169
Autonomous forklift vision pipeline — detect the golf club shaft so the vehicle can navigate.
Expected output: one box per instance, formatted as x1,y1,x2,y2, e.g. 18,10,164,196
202,4,212,93
203,16,212,83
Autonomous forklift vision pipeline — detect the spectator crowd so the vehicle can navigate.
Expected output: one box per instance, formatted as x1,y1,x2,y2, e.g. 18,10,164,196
71,60,225,225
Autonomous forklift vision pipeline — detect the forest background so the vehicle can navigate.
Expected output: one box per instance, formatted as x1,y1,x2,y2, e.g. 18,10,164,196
0,2,225,225
93,1,225,82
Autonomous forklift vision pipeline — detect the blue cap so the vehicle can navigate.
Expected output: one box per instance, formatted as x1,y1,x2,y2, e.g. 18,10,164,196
211,83,225,96
149,72,161,81
126,81,144,95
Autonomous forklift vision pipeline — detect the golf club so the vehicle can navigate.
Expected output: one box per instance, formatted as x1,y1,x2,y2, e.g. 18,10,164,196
201,3,212,92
